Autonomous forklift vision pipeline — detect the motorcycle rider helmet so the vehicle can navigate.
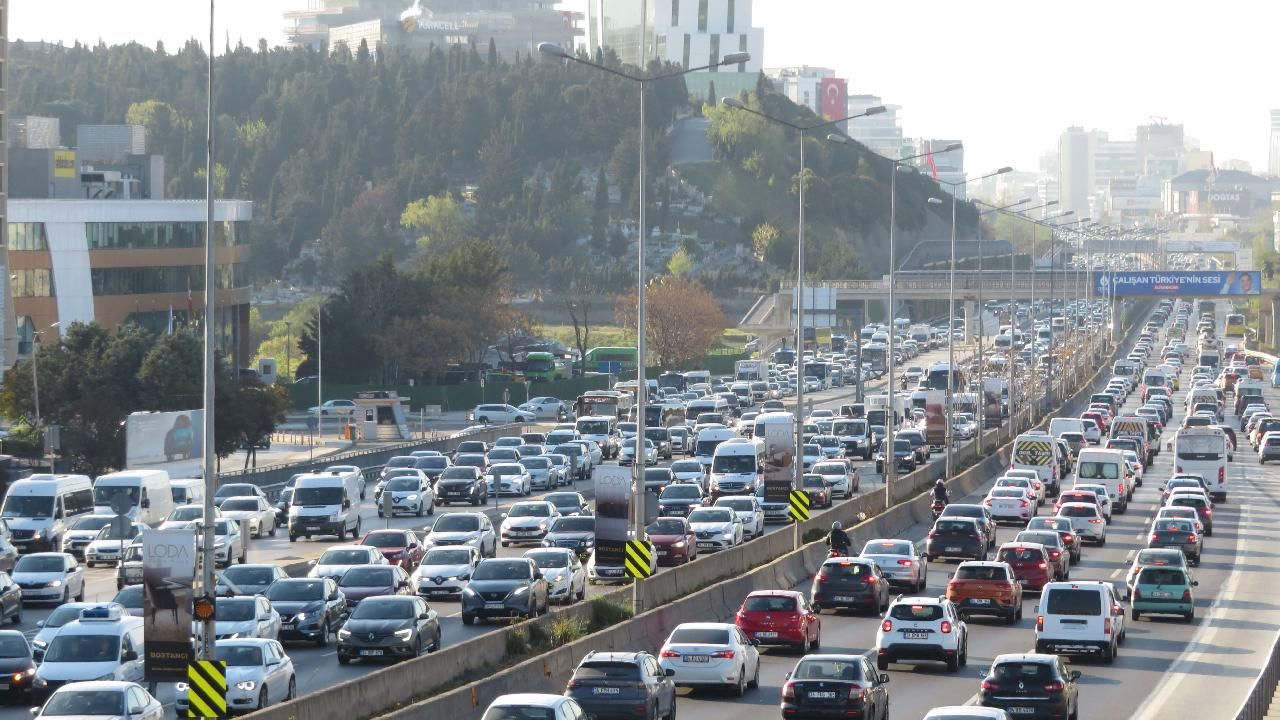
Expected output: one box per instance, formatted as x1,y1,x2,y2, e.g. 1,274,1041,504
831,521,842,531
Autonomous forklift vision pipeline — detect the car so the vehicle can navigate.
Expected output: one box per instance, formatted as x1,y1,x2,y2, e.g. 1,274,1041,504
336,564,413,609
984,487,1036,524
645,517,698,566
658,482,706,517
376,472,435,517
175,639,295,715
859,538,927,591
1155,506,1205,536
995,542,1056,591
481,694,587,720
424,512,497,557
1055,503,1107,545
1131,565,1198,622
359,529,425,571
946,561,1023,623
523,548,586,605
201,518,247,568
669,459,706,488
643,467,676,495
265,577,346,647
713,496,765,540
564,650,676,720
0,629,35,701
811,460,859,499
875,595,968,672
687,507,744,552
309,399,357,416
1012,531,1070,580
60,514,117,557
734,589,820,651
36,681,163,720
978,653,1080,719
1034,581,1126,662
800,473,833,509
434,466,488,506
520,456,562,491
927,517,987,562
219,496,277,538
1065,484,1112,521
1166,492,1214,535
922,708,1011,720
500,501,561,547
12,552,83,604
658,622,761,695
213,595,282,641
486,463,532,497
84,522,145,568
215,564,289,597
111,584,145,616
30,602,97,662
781,654,891,720
1147,518,1202,565
472,404,535,424
461,558,548,624
810,556,891,614
541,515,596,559
519,396,568,419
411,545,482,599
940,504,998,549
336,595,441,664
620,438,659,466
307,545,388,581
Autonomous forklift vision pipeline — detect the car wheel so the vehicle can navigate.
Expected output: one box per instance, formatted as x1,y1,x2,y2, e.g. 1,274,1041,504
286,675,296,700
1185,608,1195,623
289,535,298,543
748,659,760,689
315,619,329,647
430,628,442,652
258,686,268,710
1131,609,1141,621
1103,641,1116,664
462,613,476,626
75,582,84,602
809,632,820,651
733,669,747,697
338,654,350,665
60,587,68,604
427,501,434,516
946,652,960,672
877,655,889,671
352,518,362,540
10,604,20,625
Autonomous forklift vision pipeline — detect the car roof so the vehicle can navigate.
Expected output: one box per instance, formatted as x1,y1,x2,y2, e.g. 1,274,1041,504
992,652,1059,664
51,680,139,692
891,595,942,605
490,694,571,707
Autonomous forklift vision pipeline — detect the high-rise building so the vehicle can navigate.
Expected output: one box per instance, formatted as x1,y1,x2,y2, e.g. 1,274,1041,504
763,66,834,115
1136,121,1184,178
7,116,60,150
912,139,966,197
1269,109,1280,177
847,94,903,160
0,0,14,368
1057,126,1093,217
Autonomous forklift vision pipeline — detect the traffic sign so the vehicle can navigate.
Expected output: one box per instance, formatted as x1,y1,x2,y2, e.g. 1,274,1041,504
109,492,132,517
185,660,227,719
597,361,623,374
624,540,653,579
788,490,811,522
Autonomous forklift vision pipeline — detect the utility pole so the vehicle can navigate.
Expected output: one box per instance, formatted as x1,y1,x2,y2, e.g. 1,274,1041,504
198,0,217,662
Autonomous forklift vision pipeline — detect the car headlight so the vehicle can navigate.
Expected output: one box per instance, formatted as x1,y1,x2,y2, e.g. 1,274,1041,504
512,585,530,595
236,681,256,691
214,540,227,549
672,540,685,548
33,678,47,688
175,682,188,691
337,629,351,640
329,514,340,523
293,612,309,622
31,639,46,650
47,580,61,588
406,494,419,501
394,628,414,641
462,587,479,597
30,531,42,540
538,523,548,531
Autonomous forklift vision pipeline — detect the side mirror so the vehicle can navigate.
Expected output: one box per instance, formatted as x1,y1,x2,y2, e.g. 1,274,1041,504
418,612,431,620
29,708,39,718
879,674,891,684
343,499,352,509
66,567,77,574
500,513,508,519
534,571,544,580
121,648,138,661
35,620,44,628
309,559,318,566
1192,580,1199,587
328,592,341,602
140,499,151,509
1070,670,1082,681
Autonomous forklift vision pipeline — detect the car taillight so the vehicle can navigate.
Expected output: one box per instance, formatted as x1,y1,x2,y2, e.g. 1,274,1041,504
1133,587,1142,600
1204,508,1213,515
981,680,999,691
815,574,828,583
1037,562,1047,569
1103,617,1112,635
1182,589,1192,601
984,499,993,506
1049,550,1060,558
1089,518,1104,524
848,685,868,701
1150,534,1159,542
1021,500,1030,508
660,650,679,658
1044,681,1065,692
1176,465,1183,472
940,620,953,634
1187,534,1197,542
711,650,735,659
898,559,913,566
881,619,893,632
782,682,796,700
1036,615,1044,632
928,531,938,539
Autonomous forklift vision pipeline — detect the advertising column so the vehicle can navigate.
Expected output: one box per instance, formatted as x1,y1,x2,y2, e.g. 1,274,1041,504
593,465,632,573
143,529,196,681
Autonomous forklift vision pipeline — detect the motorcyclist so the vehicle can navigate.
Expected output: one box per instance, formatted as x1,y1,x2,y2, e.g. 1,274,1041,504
827,521,851,556
932,478,950,504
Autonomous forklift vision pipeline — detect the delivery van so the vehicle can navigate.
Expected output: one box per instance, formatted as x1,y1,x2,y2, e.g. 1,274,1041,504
1074,449,1129,513
288,470,363,541
92,469,172,525
0,474,93,553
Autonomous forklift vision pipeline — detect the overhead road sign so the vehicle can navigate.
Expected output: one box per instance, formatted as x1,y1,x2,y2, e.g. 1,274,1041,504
1097,271,1260,297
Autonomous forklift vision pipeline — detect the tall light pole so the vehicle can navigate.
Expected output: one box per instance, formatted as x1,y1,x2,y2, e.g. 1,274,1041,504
723,99,885,520
199,0,218,663
539,43,750,557
284,320,292,384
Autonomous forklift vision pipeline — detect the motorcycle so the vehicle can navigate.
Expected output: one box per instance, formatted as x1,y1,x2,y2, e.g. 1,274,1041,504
931,499,947,520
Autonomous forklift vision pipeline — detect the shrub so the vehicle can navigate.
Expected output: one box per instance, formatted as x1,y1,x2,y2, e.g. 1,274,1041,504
548,615,588,646
588,597,634,632
504,628,529,656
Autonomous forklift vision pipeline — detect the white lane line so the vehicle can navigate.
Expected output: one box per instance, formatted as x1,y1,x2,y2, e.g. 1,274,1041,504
1125,549,1136,561
1108,568,1121,579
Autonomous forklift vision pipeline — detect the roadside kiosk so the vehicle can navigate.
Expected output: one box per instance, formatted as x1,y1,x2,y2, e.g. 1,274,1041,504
354,391,412,441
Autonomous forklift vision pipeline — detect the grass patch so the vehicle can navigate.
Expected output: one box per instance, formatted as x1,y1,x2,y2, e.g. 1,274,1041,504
588,596,634,632
504,627,530,656
802,528,828,544
537,324,635,348
548,614,589,646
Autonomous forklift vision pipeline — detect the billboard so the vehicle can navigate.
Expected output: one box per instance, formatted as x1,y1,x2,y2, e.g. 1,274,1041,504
820,77,847,123
1097,271,1260,297
760,416,795,503
593,465,631,567
923,390,946,447
53,150,76,178
126,410,204,467
983,378,1003,427
142,529,195,681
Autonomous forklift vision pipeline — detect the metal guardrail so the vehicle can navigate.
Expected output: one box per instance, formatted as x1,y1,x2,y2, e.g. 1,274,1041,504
1236,630,1280,720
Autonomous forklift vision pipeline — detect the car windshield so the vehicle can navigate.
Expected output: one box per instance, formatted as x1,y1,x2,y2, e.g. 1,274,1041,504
0,494,54,518
863,541,912,556
423,548,471,565
44,605,88,629
217,599,256,621
266,580,323,602
1044,588,1102,615
417,457,448,469
525,551,568,569
441,467,478,480
1155,520,1194,533
820,561,870,577
95,523,140,541
293,487,344,505
669,627,730,645
454,456,485,468
1077,461,1119,479
44,634,119,663
955,565,1007,581
386,477,420,492
550,517,594,532
220,498,258,511
41,690,126,716
522,459,549,470
671,461,702,474
743,595,796,612
168,507,203,522
687,509,733,523
340,567,394,586
215,645,263,667
991,489,1024,498
1017,533,1059,547
646,520,686,535
350,599,415,620
363,532,410,548
718,499,753,511
575,661,640,681
93,485,139,507
662,485,701,499
889,604,943,621
16,555,64,573
481,707,555,720
317,549,372,565
222,566,274,585
1139,568,1188,585
711,454,756,473
0,634,28,659
473,561,532,581
935,520,977,534
1059,505,1097,518
433,515,480,532
793,658,865,681
803,476,827,489
509,504,550,518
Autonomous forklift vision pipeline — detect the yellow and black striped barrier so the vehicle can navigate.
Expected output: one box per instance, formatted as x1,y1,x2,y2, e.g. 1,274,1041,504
185,660,227,719
624,540,654,579
789,490,811,522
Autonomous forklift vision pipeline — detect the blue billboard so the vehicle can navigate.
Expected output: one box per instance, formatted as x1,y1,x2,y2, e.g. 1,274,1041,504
1096,271,1261,297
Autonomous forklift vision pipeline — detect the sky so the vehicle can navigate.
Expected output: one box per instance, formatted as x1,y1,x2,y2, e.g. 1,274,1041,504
11,0,1280,176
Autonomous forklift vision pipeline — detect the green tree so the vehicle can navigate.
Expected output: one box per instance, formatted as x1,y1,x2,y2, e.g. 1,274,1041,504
401,193,469,251
667,247,694,276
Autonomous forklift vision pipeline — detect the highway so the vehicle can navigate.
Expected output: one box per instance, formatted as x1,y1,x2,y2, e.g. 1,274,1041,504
0,340,967,716
669,304,1280,720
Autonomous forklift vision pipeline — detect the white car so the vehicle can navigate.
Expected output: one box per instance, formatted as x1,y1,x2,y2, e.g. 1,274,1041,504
60,514,116,558
424,512,498,556
619,439,659,466
306,545,387,581
500,501,561,547
30,602,98,662
213,595,282,641
38,681,164,720
472,403,536,424
687,507,743,553
201,518,248,567
994,476,1041,506
859,538,928,591
1071,483,1114,521
519,456,562,490
377,472,435,517
810,460,854,499
159,505,221,531
308,399,356,416
524,548,586,605
412,545,482,598
984,487,1036,523
875,595,968,672
1056,502,1108,544
658,622,761,694
804,376,820,392
713,496,765,540
177,639,295,715
85,522,147,568
13,552,84,603
951,413,978,440
486,463,532,496
669,459,707,489
219,496,277,538
518,397,566,419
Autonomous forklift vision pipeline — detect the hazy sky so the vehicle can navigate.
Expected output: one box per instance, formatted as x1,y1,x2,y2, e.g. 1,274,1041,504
12,1,1279,175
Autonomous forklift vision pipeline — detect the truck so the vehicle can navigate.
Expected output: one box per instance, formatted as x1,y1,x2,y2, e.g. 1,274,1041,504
735,359,768,382
909,324,932,347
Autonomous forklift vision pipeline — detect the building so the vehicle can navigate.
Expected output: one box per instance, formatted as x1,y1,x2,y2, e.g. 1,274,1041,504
587,0,765,98
1057,126,1092,217
911,139,966,197
1270,109,1280,177
1163,168,1274,226
847,94,904,160
8,199,253,364
76,125,146,164
0,0,14,369
7,116,60,150
764,66,834,115
1136,121,1183,178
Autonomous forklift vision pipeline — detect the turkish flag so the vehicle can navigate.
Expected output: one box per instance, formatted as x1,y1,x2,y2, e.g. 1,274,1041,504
820,77,847,121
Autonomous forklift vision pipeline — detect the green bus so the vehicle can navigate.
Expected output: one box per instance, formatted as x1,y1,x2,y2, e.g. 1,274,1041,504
584,346,638,373
524,351,567,382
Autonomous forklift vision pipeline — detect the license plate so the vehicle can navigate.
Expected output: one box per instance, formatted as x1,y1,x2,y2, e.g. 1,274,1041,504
697,542,715,548
808,691,837,699
684,655,709,663
832,596,853,602
756,632,778,638
305,526,320,531
593,687,620,694
359,649,384,656
485,602,505,610
903,630,928,639
970,598,991,605
947,547,962,552
657,550,668,556
1152,591,1172,598
1007,708,1035,715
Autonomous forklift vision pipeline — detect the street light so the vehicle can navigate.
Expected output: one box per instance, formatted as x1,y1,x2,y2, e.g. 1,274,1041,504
723,98,884,525
284,320,292,384
541,41,750,572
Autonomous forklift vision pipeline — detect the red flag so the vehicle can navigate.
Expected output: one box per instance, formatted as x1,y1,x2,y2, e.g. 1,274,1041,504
1209,151,1218,181
925,140,939,180
819,77,847,122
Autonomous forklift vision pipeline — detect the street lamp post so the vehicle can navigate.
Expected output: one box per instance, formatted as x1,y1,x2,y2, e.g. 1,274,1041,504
284,320,292,384
539,43,750,570
723,99,885,526
199,0,218,663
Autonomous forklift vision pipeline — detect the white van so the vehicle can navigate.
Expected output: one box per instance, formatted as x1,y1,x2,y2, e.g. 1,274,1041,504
1173,427,1229,501
1047,418,1085,440
1034,581,1125,662
694,427,736,469
288,471,363,542
0,474,93,553
708,438,764,498
1011,433,1062,495
1074,449,1129,513
34,604,144,700
169,478,204,507
92,470,172,525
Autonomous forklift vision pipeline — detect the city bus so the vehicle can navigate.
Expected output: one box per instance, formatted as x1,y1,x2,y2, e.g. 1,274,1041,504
862,342,887,374
803,361,831,390
522,351,567,382
584,347,638,373
1224,313,1247,341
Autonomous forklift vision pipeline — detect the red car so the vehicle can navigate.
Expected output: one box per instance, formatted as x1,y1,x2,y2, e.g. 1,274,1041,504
995,543,1054,591
1081,411,1108,435
645,517,698,566
360,529,426,570
734,589,820,651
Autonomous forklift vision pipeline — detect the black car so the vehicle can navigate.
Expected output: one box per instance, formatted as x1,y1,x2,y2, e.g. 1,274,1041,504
460,558,548,625
643,467,675,494
926,518,987,562
264,577,347,647
541,516,595,558
544,492,591,518
781,654,890,720
938,504,998,549
657,483,705,517
413,456,451,482
336,595,440,664
0,630,35,701
979,653,1080,719
810,558,890,614
434,466,488,506
454,440,488,457
565,651,676,720
875,438,917,475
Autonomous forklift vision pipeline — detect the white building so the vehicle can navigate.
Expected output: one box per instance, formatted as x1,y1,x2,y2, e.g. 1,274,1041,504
763,66,834,115
1057,126,1093,217
847,95,903,160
